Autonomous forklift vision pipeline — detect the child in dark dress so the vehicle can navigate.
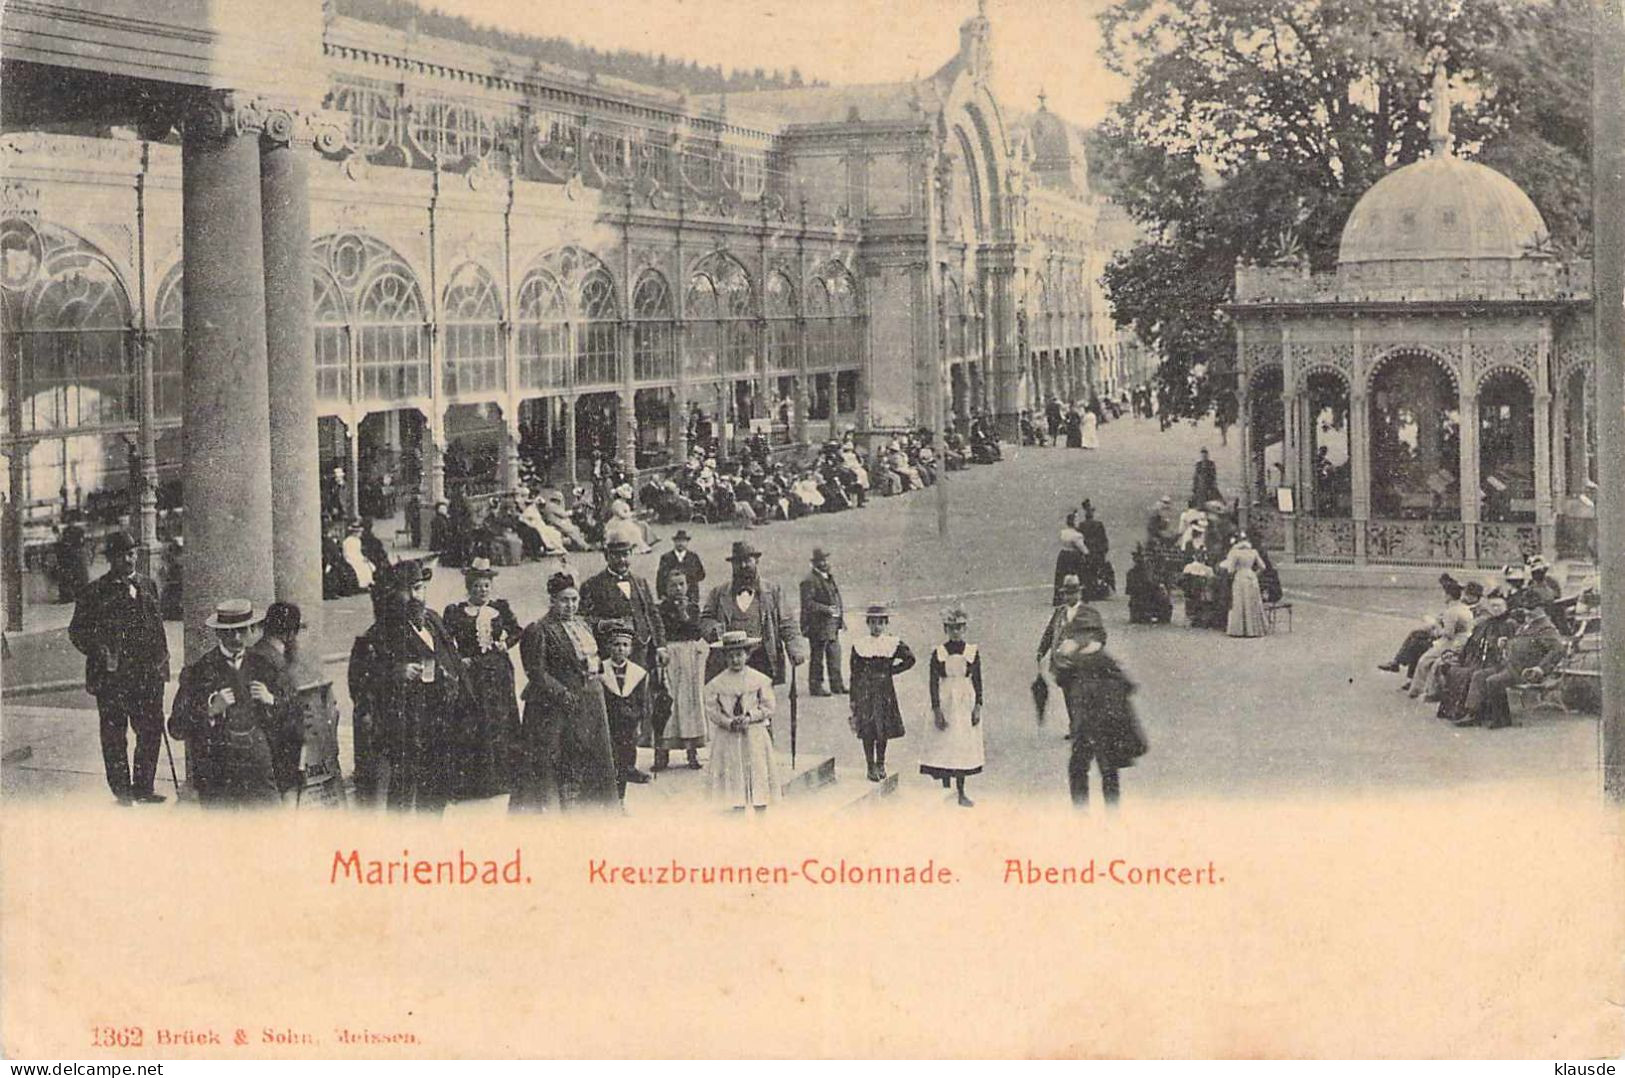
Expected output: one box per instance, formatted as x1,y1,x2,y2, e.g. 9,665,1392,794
847,603,916,782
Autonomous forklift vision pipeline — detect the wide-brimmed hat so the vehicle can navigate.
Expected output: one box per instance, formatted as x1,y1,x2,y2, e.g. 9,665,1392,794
264,601,305,636
603,538,635,555
206,599,264,630
940,605,969,626
104,531,138,556
863,602,893,620
711,629,760,652
464,556,498,580
727,540,763,562
672,529,693,542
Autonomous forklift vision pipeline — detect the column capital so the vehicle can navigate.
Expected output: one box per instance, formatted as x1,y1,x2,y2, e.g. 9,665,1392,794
186,89,273,142
264,107,350,159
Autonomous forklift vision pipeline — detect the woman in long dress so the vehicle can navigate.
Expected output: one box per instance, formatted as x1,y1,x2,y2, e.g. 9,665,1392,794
1080,407,1100,450
705,630,781,813
918,606,984,808
656,571,709,770
1221,537,1269,638
514,572,618,811
848,603,916,782
440,557,523,801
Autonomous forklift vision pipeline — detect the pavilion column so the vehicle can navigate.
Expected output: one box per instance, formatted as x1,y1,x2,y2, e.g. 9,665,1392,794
422,433,445,509
1458,390,1480,564
1534,391,1555,553
987,266,1020,437
261,106,336,641
563,395,579,485
1280,388,1300,562
180,91,277,657
135,330,161,575
499,419,522,492
619,320,637,473
1350,391,1370,566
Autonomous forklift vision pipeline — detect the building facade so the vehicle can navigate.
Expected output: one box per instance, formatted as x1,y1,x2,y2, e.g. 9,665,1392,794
0,2,1146,633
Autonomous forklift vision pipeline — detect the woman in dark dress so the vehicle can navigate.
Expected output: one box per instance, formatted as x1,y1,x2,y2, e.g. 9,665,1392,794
848,603,916,782
440,557,523,801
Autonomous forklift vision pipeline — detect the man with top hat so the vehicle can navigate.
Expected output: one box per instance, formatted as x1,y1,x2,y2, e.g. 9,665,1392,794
249,601,335,800
579,537,667,674
657,528,706,600
800,547,846,696
702,540,808,689
69,531,171,805
599,617,654,797
168,600,300,807
366,559,472,812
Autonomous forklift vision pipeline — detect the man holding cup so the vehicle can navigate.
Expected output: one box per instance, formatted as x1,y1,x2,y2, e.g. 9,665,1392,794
167,599,300,807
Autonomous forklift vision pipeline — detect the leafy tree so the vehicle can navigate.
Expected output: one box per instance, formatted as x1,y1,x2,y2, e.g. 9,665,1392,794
1095,0,1593,427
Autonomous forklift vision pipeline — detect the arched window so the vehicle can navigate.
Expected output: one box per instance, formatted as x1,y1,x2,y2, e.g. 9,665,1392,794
577,268,619,387
312,234,429,405
2,221,133,435
441,263,504,398
764,271,797,376
686,254,754,380
516,272,567,391
1478,371,1535,524
1305,371,1351,517
1369,352,1460,521
632,271,675,382
153,267,183,422
312,264,348,403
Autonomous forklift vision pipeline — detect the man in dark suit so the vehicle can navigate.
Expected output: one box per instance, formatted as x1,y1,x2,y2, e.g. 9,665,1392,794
702,540,807,692
579,538,666,672
69,531,171,805
800,547,845,696
1037,574,1136,807
167,599,300,807
656,528,706,600
1191,448,1222,506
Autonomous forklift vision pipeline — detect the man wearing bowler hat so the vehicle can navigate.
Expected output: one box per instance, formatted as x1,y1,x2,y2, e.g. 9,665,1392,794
656,528,706,600
579,538,666,672
70,531,171,805
800,547,845,696
702,540,807,689
168,600,300,807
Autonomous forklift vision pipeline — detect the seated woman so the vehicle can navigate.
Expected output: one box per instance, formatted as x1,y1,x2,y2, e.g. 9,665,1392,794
790,471,826,516
602,498,656,553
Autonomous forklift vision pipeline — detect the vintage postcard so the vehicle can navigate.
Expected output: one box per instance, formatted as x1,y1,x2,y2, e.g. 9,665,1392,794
1,0,1621,1060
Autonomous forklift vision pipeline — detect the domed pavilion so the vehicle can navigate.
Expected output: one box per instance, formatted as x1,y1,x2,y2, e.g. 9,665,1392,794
1229,71,1597,570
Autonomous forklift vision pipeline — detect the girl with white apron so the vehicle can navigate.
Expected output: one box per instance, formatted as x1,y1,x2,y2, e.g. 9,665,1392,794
918,606,985,807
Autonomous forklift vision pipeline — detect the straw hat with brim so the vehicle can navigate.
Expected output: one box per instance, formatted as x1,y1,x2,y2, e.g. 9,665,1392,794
941,606,969,626
864,603,894,620
464,557,498,580
711,630,760,652
206,599,264,630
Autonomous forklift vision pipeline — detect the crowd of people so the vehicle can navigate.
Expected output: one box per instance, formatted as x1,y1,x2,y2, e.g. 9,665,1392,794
1375,556,1597,729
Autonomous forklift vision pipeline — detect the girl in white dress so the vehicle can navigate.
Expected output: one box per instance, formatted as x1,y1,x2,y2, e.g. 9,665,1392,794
918,606,985,808
704,630,781,813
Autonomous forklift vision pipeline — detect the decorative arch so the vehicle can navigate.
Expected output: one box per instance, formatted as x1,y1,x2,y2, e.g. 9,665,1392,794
1473,363,1537,396
151,265,185,421
524,246,620,318
632,270,675,382
1295,364,1350,396
686,252,755,379
441,262,504,398
1368,348,1462,521
1365,344,1460,395
1247,362,1284,395
0,218,136,437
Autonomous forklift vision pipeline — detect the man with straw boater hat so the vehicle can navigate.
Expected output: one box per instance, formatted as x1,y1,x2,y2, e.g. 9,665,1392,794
168,599,300,807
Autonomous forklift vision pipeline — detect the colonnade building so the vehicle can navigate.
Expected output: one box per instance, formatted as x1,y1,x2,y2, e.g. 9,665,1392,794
0,1,1147,639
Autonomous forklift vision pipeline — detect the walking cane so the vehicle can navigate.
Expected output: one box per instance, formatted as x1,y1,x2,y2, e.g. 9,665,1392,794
789,659,799,771
160,723,180,800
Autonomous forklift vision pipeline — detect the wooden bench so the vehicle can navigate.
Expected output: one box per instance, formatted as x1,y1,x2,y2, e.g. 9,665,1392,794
1264,601,1293,633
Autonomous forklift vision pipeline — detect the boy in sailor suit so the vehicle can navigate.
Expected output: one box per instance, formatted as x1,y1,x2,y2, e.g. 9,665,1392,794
600,619,653,801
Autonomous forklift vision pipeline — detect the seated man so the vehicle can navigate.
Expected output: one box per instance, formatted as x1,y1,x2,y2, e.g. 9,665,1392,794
1435,595,1511,721
1456,605,1566,728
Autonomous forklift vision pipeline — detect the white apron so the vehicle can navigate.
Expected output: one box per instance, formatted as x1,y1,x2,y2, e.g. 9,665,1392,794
919,644,985,776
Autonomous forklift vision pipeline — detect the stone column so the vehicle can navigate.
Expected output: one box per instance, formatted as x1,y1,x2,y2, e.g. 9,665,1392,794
261,105,332,642
1350,392,1370,566
1458,391,1480,562
987,266,1020,437
181,91,276,658
1535,390,1555,553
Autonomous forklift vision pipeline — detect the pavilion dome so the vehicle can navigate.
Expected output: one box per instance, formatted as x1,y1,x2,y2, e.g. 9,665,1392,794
1337,154,1549,265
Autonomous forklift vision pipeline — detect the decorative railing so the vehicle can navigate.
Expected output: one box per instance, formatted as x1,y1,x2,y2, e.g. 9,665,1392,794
1295,516,1356,562
1248,506,1286,550
1474,521,1541,568
1234,258,1591,306
1365,519,1467,565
